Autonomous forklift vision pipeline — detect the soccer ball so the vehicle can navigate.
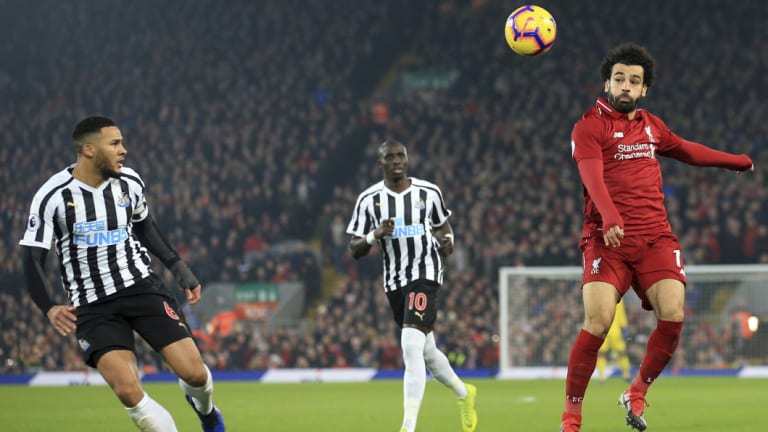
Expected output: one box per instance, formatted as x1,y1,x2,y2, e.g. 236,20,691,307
504,5,557,56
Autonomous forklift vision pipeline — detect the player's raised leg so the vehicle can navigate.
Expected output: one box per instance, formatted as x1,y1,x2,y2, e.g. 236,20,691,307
162,338,225,432
97,349,178,431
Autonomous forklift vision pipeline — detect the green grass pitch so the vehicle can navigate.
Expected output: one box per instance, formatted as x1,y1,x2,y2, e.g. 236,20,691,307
0,377,763,431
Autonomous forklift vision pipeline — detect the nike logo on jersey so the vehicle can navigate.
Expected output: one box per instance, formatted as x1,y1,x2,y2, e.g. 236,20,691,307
66,201,77,208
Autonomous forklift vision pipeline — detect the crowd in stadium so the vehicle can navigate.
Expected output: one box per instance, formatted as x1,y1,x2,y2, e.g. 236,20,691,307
1,0,766,374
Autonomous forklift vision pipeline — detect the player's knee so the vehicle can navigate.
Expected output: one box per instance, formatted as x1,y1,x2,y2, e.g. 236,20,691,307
184,371,208,388
178,364,209,387
423,347,442,366
402,341,426,367
663,311,685,322
583,320,611,338
423,347,435,363
111,382,145,407
402,341,423,356
655,303,685,322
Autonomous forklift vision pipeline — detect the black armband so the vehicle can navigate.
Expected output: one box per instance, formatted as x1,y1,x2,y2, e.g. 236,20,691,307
171,261,200,290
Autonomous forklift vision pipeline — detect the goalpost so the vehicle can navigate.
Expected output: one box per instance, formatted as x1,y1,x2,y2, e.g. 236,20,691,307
498,265,768,379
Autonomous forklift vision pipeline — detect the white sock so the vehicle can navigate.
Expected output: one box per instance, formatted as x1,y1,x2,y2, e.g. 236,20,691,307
401,327,427,432
178,364,214,415
424,332,467,398
126,392,178,432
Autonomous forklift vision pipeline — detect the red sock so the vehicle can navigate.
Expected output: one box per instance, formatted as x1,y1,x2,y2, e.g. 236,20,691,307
631,319,683,394
563,329,604,420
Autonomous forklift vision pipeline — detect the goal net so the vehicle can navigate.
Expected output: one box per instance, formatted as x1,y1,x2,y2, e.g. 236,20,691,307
498,265,768,379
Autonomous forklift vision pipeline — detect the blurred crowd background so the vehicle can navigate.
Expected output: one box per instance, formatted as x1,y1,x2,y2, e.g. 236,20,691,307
1,0,766,374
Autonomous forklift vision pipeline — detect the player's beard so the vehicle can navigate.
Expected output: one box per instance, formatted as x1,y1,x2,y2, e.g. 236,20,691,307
608,91,641,113
94,152,121,179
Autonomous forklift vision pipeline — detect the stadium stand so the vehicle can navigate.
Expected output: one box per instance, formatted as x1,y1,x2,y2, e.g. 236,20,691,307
1,0,766,373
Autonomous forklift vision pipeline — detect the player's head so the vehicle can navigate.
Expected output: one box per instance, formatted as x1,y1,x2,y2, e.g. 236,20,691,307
378,139,408,182
72,116,126,178
600,43,655,113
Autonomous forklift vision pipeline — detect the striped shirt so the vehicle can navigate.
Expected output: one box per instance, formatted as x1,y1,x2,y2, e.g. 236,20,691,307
19,165,153,306
347,177,452,292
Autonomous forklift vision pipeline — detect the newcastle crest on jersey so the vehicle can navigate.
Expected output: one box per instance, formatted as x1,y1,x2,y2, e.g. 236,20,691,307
117,192,131,208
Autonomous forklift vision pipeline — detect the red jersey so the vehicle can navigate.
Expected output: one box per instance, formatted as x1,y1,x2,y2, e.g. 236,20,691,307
572,97,752,237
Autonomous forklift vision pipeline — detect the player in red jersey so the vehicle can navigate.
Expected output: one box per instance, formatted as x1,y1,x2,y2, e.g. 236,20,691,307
559,43,754,432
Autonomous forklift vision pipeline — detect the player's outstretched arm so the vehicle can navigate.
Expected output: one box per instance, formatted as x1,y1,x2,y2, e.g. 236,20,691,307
665,138,753,171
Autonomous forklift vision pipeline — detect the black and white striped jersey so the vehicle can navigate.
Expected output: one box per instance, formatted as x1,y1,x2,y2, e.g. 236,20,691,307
19,165,153,306
347,177,452,292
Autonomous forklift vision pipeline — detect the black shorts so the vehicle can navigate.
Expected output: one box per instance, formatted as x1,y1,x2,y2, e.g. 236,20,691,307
74,274,192,368
386,279,440,329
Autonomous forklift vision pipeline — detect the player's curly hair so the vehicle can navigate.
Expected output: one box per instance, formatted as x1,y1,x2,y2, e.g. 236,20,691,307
600,43,655,88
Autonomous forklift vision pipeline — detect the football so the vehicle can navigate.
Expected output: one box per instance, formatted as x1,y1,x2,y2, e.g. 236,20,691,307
504,5,557,56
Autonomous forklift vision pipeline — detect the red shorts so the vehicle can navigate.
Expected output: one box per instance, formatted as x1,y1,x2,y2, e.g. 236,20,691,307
580,231,686,310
